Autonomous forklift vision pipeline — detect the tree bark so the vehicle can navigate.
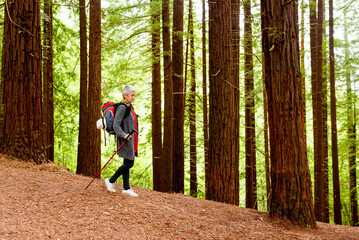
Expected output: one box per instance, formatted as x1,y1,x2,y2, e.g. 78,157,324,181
202,0,209,196
158,0,173,192
207,0,239,205
261,0,316,227
329,0,342,224
344,15,358,227
231,0,240,207
172,0,185,193
1,0,46,163
43,0,54,162
244,0,257,210
321,0,329,223
85,0,102,177
76,0,89,175
262,53,270,210
300,0,306,132
189,0,197,198
314,0,325,222
151,0,163,191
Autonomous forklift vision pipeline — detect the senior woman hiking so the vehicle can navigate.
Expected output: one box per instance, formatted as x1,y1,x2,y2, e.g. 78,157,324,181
105,85,139,197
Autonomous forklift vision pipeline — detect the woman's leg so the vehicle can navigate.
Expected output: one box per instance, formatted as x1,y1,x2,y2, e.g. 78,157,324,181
109,159,134,189
122,159,134,190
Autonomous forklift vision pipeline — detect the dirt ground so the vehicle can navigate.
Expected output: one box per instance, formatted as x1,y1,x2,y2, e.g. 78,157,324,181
1,155,359,240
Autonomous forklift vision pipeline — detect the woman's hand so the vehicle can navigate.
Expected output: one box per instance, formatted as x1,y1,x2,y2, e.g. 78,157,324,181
124,134,132,141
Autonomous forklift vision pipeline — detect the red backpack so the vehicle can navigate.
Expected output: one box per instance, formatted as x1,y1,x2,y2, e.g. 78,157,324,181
97,101,131,135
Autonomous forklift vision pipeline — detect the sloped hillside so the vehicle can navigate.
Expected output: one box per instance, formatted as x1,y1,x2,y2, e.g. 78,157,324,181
0,155,358,240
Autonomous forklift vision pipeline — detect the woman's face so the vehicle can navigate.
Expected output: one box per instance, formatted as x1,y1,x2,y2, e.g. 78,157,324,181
124,91,135,104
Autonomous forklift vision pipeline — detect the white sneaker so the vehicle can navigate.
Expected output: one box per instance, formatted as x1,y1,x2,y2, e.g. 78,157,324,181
105,178,116,192
122,188,138,197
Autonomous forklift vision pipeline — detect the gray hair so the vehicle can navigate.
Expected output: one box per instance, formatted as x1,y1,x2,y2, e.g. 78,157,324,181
122,85,136,97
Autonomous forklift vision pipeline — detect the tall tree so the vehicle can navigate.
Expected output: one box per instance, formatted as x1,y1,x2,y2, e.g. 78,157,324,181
151,0,163,190
202,0,209,191
309,0,325,222
155,0,173,192
309,0,317,112
172,0,185,193
244,0,257,210
42,0,54,162
76,0,89,174
262,54,270,209
344,15,358,227
207,0,239,205
309,2,318,187
231,0,240,206
321,0,329,223
314,0,326,222
188,0,197,197
261,0,316,227
329,0,342,225
300,0,306,130
1,0,46,163
85,0,102,176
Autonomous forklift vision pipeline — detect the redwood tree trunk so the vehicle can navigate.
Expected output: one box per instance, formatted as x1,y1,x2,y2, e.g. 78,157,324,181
329,0,342,225
158,0,173,192
172,0,184,193
189,0,197,197
150,0,163,190
262,53,270,209
231,0,240,206
300,0,306,130
244,0,257,210
202,0,209,194
261,0,316,227
314,0,325,222
1,0,46,163
85,0,102,177
321,1,329,223
344,16,358,226
43,0,54,162
76,0,89,174
347,67,358,227
207,0,239,205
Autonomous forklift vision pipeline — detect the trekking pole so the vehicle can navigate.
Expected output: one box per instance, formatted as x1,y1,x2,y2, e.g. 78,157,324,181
85,129,137,190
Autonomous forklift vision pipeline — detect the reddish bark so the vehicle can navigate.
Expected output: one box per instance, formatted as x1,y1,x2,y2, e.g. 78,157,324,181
150,0,163,191
329,0,342,225
261,0,316,227
76,0,89,175
244,0,257,210
172,0,185,193
207,0,239,205
231,0,240,206
85,0,102,177
188,0,197,197
43,0,54,162
202,0,209,196
1,0,46,163
156,0,173,193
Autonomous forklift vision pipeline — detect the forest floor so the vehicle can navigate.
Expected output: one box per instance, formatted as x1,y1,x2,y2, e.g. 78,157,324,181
1,155,359,240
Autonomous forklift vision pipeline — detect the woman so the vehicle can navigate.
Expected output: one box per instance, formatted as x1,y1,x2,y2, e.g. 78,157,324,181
105,85,139,197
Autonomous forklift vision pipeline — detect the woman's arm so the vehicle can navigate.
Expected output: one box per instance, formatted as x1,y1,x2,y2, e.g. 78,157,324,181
113,105,127,139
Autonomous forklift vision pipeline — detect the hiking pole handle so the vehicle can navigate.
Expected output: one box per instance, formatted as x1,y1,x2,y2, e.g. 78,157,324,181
124,129,137,141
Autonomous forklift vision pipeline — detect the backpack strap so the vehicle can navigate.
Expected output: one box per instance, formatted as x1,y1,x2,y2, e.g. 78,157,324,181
117,102,132,120
117,102,133,130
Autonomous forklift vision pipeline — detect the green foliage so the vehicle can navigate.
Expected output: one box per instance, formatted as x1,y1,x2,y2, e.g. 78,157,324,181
52,11,81,172
2,0,356,226
50,1,154,189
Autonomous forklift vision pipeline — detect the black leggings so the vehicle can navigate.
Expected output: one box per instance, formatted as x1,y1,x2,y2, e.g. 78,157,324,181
109,159,134,190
